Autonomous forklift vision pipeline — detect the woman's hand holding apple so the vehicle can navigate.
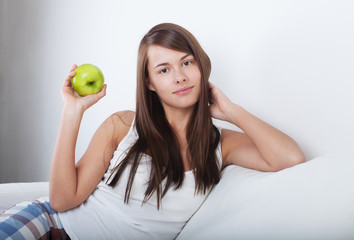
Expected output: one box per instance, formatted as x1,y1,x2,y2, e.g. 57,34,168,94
61,64,107,113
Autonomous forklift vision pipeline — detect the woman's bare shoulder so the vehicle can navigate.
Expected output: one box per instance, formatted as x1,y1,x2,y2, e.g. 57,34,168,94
106,110,135,146
111,110,135,125
221,128,247,146
220,128,250,166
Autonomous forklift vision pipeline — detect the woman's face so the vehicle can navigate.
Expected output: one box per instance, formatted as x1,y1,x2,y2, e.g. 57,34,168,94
146,45,201,112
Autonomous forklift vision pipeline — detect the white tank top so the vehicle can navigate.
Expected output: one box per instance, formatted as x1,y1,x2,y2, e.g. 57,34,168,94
59,119,222,240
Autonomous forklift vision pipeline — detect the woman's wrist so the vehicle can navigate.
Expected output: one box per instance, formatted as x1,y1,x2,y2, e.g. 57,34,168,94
225,103,245,125
60,103,85,130
62,102,85,117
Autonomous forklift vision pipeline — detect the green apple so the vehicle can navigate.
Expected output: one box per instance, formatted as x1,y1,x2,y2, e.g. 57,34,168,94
71,64,104,96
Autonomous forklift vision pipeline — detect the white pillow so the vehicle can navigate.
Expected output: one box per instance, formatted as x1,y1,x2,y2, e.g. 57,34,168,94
0,182,49,212
177,155,354,240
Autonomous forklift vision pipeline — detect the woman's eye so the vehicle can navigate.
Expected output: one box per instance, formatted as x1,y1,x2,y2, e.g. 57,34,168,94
159,68,168,74
183,61,192,67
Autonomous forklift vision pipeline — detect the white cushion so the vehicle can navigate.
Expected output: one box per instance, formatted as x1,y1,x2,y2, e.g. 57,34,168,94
177,155,354,240
0,182,49,212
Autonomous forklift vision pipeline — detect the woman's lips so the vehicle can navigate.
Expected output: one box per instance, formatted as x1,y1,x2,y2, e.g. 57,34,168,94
173,86,194,95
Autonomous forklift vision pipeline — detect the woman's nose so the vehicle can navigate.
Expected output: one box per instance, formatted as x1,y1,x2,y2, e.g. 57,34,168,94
175,69,186,83
176,78,186,84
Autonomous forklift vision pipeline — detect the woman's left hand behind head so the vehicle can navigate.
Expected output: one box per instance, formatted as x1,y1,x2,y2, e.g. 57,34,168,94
208,82,235,123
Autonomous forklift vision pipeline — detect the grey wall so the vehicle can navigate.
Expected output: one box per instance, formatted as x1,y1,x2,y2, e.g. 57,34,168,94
0,1,57,182
1,0,354,183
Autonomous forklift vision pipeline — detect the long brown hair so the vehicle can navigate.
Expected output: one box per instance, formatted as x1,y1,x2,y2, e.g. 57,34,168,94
108,23,220,208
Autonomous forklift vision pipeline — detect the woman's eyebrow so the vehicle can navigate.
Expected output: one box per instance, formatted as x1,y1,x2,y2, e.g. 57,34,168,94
154,54,191,69
180,54,191,60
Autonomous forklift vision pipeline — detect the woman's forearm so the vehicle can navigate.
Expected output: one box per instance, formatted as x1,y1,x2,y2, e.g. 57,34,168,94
228,103,305,169
49,105,84,207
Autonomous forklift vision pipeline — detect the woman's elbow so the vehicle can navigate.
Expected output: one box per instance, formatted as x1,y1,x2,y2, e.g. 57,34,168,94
49,199,65,212
49,193,75,212
49,195,67,212
291,149,306,165
276,152,306,171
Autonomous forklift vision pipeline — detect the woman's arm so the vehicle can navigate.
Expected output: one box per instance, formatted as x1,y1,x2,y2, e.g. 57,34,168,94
209,82,305,172
49,65,131,212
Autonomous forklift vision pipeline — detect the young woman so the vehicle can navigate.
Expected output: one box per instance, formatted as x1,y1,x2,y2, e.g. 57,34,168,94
0,23,305,239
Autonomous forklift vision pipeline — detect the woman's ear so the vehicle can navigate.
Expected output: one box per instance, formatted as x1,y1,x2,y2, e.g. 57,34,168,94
146,77,156,92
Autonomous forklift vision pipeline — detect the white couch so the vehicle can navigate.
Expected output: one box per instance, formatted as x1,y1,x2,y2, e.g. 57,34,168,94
1,155,354,239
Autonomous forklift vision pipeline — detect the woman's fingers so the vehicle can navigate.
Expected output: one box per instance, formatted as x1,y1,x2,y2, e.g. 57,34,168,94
70,64,78,72
90,84,107,103
81,84,107,110
62,64,77,89
208,81,215,88
208,82,235,122
98,84,107,98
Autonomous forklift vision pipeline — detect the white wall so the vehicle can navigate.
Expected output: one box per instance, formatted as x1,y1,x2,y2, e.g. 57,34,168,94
1,0,353,183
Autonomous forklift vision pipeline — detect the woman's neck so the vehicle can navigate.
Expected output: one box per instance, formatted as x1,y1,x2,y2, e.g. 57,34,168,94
164,107,194,134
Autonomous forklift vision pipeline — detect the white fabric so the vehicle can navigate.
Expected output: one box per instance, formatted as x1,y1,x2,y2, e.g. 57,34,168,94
0,182,49,212
176,154,354,240
1,156,354,239
59,120,222,240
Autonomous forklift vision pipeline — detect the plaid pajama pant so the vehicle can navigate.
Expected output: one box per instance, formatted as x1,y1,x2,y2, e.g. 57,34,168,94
0,197,70,240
